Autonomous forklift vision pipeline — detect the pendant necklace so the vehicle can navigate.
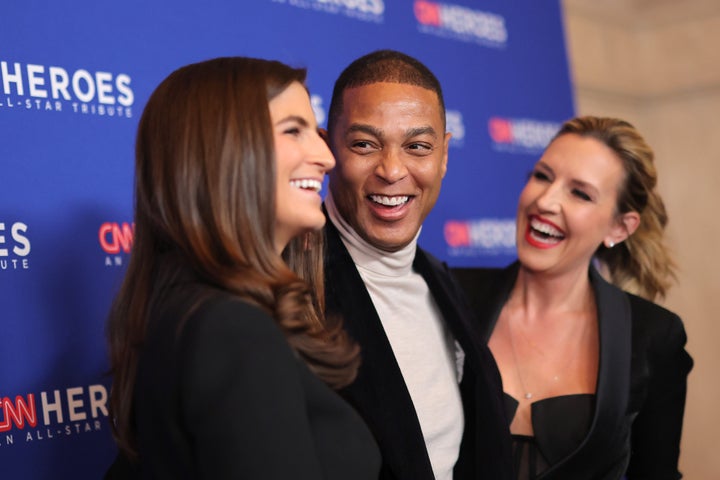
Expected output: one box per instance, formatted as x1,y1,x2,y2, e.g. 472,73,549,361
508,321,567,400
507,315,588,401
508,319,534,400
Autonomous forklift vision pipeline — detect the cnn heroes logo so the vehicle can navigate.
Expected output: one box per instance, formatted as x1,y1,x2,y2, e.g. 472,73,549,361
0,222,30,271
272,0,384,23
415,0,507,47
488,116,560,154
0,61,134,118
0,384,108,447
99,222,134,267
444,218,515,256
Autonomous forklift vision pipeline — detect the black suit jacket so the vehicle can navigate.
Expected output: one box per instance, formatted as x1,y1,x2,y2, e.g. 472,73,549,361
106,280,380,479
452,263,693,480
324,219,513,480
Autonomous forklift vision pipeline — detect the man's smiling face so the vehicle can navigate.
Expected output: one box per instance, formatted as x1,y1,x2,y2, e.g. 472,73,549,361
328,82,450,252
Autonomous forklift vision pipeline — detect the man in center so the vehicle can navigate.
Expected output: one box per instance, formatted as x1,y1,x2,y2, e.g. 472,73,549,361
322,49,512,479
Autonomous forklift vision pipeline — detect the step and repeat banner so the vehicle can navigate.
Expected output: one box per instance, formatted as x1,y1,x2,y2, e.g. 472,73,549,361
1,1,573,477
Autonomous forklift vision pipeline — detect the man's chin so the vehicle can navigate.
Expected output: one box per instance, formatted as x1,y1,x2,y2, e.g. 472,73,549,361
362,227,417,253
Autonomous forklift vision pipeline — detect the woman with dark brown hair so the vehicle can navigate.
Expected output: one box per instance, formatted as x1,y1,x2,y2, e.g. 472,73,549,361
105,57,380,479
455,116,692,479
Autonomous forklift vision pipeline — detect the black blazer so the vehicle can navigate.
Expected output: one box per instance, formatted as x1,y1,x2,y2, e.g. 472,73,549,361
452,263,693,480
106,281,380,479
324,219,513,480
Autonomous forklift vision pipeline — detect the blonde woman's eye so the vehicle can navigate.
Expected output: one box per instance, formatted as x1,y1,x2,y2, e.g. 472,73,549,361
572,189,592,201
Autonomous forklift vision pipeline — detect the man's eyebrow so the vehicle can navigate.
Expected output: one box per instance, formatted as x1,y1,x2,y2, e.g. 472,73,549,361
345,123,383,138
345,124,438,140
405,126,437,140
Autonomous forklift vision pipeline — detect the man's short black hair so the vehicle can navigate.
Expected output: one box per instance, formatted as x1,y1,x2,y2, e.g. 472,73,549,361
327,49,446,136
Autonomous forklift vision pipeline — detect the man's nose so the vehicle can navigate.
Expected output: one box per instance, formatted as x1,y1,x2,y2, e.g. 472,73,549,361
375,149,407,183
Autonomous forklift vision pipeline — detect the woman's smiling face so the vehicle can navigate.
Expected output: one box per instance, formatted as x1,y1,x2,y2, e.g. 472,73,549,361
270,81,335,253
516,133,630,276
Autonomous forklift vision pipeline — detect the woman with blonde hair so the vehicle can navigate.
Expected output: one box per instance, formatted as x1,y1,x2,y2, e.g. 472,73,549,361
105,57,380,479
455,116,692,479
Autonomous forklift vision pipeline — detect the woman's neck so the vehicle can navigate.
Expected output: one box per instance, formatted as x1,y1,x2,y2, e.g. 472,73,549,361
509,264,594,322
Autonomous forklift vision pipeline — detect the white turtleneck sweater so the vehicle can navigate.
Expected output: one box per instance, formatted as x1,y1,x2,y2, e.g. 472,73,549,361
326,193,464,480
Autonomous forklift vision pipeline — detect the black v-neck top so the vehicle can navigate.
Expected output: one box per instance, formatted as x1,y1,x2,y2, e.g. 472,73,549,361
504,393,595,479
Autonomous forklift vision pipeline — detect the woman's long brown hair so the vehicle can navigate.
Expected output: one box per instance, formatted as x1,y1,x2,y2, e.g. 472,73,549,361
106,57,359,458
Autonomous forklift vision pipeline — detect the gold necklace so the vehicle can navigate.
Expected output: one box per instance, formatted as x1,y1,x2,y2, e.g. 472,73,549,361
507,319,534,400
507,314,590,401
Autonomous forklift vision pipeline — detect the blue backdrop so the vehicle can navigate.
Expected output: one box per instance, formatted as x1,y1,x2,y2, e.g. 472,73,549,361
1,1,573,477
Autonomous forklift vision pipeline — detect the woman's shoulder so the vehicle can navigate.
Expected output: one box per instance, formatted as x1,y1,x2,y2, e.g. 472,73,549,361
451,262,517,306
175,291,304,392
149,284,287,358
592,267,686,346
450,263,518,339
624,291,692,369
451,263,515,294
189,290,269,320
450,264,506,284
181,291,281,346
625,291,685,337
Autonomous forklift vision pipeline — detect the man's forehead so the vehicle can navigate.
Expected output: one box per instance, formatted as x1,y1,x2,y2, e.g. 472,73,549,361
339,82,443,122
342,81,438,101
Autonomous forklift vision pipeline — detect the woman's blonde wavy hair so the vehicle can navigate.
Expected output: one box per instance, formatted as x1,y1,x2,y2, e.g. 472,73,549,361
554,116,676,301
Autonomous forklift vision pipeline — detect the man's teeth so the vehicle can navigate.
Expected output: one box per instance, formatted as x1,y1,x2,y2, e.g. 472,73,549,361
369,195,409,206
290,179,322,192
530,218,563,238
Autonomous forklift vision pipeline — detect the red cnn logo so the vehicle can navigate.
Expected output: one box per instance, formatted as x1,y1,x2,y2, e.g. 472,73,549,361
444,221,470,247
414,0,441,26
99,222,135,254
488,117,514,144
0,394,37,432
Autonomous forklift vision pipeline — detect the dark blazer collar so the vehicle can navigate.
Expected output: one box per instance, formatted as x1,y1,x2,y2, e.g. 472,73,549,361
420,254,514,479
325,216,514,479
324,217,436,480
546,266,632,478
489,262,632,478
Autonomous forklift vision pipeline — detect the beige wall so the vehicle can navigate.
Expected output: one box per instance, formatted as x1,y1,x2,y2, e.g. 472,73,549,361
562,1,720,478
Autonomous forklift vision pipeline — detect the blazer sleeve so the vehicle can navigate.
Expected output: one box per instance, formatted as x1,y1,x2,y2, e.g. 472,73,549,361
177,298,324,479
626,310,693,480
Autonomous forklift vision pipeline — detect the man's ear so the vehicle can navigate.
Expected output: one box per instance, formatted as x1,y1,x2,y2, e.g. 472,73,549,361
604,211,640,248
440,131,451,178
318,127,329,146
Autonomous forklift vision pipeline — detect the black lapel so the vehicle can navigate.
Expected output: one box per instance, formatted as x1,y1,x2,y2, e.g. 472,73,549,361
323,218,434,480
540,267,632,478
417,253,514,480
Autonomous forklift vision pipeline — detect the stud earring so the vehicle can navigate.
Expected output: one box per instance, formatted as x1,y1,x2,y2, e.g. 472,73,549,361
607,241,615,248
